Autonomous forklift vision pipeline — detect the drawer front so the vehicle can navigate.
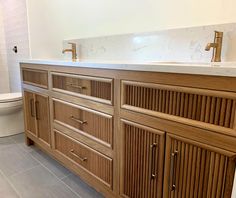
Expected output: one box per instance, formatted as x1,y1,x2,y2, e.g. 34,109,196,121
53,99,113,147
54,130,113,187
122,81,236,129
52,72,113,104
22,69,48,88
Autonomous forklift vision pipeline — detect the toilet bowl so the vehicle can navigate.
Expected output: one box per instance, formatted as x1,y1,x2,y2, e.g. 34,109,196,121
0,92,24,137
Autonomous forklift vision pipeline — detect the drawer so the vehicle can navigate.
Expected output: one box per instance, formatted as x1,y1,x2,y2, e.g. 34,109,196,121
54,130,113,188
52,72,113,104
53,99,113,148
22,68,48,88
121,80,236,129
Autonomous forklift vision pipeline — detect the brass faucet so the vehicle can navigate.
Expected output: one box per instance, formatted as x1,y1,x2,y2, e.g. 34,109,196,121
205,31,223,62
62,42,77,61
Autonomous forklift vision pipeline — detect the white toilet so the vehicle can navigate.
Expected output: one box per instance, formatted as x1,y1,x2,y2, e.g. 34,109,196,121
0,92,24,137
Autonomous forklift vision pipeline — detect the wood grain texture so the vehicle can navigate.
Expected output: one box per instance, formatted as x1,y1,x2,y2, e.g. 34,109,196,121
54,130,113,188
52,72,113,104
53,99,113,147
163,134,236,198
122,81,236,129
22,68,48,88
120,120,165,198
35,94,51,145
21,63,236,198
23,90,51,147
23,90,37,136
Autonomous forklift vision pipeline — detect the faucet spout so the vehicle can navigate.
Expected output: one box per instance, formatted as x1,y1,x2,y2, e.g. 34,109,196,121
62,49,72,53
62,42,77,61
205,43,218,51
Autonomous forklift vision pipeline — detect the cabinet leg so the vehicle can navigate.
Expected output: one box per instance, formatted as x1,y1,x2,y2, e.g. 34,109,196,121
25,136,34,146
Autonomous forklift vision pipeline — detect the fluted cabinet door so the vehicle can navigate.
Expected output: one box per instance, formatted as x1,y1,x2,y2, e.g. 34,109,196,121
163,134,236,198
35,94,50,145
23,90,37,136
120,120,165,198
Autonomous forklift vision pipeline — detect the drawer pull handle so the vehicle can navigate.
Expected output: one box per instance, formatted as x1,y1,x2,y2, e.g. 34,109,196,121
35,101,40,120
70,149,87,162
30,99,35,117
170,150,178,191
70,116,87,125
150,143,157,179
66,83,86,90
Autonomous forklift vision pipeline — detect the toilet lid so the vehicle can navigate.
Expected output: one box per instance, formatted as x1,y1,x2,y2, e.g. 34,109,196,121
0,92,22,103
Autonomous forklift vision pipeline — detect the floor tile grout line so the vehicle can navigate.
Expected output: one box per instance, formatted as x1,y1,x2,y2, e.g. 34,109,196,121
60,173,73,180
10,134,100,198
28,148,82,198
9,164,41,178
33,157,82,198
0,167,22,198
4,134,83,198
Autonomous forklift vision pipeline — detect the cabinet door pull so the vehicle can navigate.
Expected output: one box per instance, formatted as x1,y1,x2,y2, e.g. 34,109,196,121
170,150,178,191
70,115,87,125
66,83,86,90
150,143,157,179
30,99,35,117
35,101,40,120
70,149,87,162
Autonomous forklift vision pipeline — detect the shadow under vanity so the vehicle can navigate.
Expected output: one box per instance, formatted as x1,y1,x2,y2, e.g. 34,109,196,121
20,61,236,198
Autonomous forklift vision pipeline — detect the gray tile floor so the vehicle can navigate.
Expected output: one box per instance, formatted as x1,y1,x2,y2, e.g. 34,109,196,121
0,133,104,198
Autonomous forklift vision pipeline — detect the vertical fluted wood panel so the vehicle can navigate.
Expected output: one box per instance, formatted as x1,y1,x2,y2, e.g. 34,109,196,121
168,138,232,198
124,84,236,129
22,69,48,88
54,131,113,187
24,91,37,135
52,74,112,101
53,100,113,146
122,123,162,198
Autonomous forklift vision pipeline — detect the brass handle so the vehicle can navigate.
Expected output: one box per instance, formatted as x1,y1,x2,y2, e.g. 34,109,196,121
30,99,35,117
66,83,86,90
35,101,40,120
70,116,87,125
170,150,178,191
70,149,87,162
150,143,157,179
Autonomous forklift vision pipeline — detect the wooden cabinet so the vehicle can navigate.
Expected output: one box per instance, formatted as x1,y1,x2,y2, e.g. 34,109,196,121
52,72,113,104
23,90,50,146
120,120,165,198
163,134,236,198
21,63,236,198
121,80,236,130
24,91,37,136
54,130,113,188
22,68,48,88
53,99,113,147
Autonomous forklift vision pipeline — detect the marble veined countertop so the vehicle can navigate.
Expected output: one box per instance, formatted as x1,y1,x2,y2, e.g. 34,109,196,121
20,59,236,77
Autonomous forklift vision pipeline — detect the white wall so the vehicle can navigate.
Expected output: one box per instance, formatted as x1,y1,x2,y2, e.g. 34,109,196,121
26,0,236,59
0,5,10,93
1,0,30,92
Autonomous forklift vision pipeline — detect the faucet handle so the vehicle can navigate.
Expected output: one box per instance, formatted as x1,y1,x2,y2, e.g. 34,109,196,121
68,42,76,48
214,31,223,38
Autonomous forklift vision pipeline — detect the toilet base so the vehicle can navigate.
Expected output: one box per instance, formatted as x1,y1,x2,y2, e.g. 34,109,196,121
0,109,24,137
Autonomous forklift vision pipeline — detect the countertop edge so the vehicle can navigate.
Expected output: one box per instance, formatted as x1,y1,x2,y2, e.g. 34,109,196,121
20,60,236,77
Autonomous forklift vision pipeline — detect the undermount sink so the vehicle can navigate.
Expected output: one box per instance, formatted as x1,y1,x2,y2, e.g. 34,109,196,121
149,61,236,67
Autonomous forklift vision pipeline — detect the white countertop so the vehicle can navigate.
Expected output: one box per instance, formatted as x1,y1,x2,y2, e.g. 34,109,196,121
20,59,236,77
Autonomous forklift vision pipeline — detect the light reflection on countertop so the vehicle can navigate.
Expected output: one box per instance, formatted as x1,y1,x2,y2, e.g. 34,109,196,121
20,59,236,77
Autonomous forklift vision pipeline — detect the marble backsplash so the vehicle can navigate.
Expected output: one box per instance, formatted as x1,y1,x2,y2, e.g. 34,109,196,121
63,23,236,63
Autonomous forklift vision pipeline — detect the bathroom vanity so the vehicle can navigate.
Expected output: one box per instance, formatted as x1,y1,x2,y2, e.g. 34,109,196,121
20,60,236,198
